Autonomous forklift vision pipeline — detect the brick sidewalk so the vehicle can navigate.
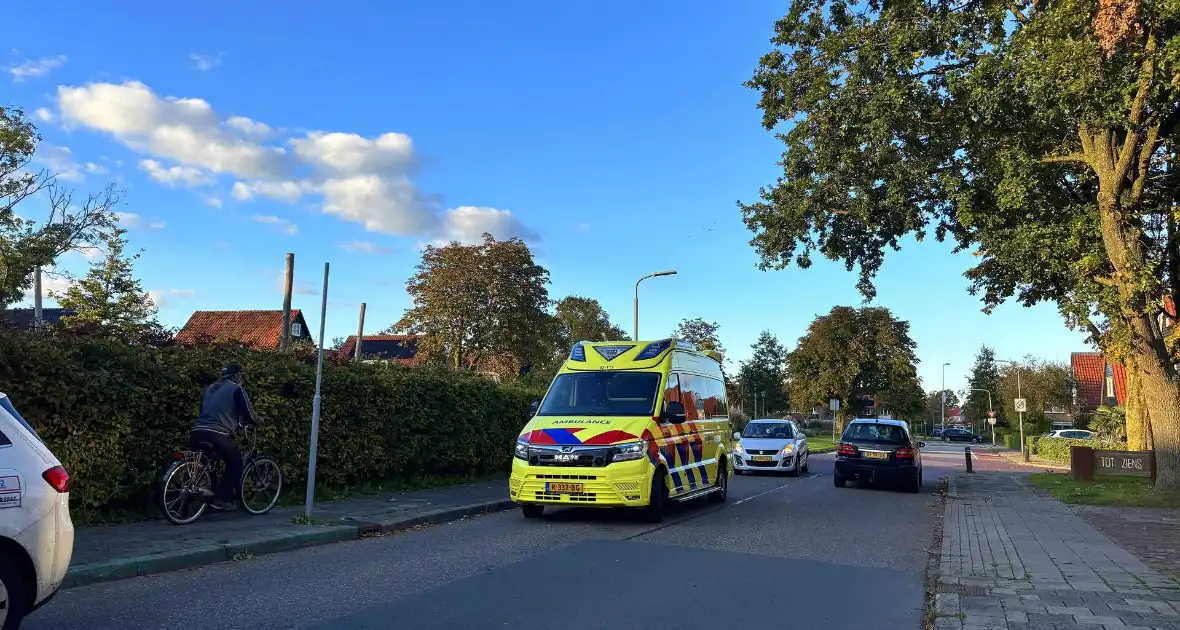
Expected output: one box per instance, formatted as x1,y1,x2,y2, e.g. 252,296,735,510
934,472,1180,629
67,480,512,588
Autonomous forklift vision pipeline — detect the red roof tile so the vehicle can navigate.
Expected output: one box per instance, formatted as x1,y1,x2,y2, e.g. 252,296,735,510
175,310,305,349
1112,362,1128,406
337,334,422,364
1071,352,1106,410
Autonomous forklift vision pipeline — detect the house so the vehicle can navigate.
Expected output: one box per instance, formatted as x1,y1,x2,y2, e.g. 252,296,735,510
1,308,77,331
336,334,422,365
1071,352,1125,413
175,310,313,349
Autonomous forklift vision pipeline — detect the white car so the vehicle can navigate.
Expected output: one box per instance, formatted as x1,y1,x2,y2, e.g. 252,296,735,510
1048,429,1093,440
0,393,74,630
732,419,809,476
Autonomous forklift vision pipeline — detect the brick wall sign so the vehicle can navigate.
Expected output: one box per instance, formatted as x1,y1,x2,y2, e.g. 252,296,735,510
1071,445,1156,482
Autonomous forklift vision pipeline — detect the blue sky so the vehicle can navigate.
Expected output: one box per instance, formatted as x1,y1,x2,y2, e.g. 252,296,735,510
3,0,1089,397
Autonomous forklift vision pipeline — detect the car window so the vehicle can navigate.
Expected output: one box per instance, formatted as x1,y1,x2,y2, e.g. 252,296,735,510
0,428,9,447
843,423,908,444
742,423,794,439
0,395,43,445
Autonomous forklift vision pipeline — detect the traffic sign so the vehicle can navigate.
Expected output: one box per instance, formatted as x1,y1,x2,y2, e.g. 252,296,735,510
987,410,996,418
1014,398,1027,412
988,418,997,425
829,397,840,412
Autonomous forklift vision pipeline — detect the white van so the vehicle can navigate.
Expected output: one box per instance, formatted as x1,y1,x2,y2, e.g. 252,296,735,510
0,393,74,630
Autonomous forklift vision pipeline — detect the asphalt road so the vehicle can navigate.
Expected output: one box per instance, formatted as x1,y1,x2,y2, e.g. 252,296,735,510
27,443,1017,630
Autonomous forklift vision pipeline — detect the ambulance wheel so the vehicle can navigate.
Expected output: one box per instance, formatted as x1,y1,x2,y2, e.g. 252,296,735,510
642,471,668,523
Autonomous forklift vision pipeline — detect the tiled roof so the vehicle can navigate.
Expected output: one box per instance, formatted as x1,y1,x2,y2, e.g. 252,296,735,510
1112,362,1127,406
1071,352,1106,410
175,310,305,349
2,308,76,329
337,334,422,364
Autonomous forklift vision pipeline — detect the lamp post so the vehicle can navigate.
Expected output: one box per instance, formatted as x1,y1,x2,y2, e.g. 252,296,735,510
634,270,677,341
941,362,950,433
996,359,1026,461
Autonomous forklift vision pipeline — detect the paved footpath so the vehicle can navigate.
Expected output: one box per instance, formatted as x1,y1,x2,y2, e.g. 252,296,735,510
67,480,511,588
936,472,1180,629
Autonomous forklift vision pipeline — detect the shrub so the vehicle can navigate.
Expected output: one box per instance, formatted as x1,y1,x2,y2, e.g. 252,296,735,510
0,329,541,524
1034,437,1129,463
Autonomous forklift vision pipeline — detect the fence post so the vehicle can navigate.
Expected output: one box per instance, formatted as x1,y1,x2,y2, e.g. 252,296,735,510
1071,445,1094,482
965,446,973,473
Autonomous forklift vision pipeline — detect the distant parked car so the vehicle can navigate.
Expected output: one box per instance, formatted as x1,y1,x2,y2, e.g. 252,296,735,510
941,428,984,443
1047,429,1092,440
932,428,944,438
733,419,809,476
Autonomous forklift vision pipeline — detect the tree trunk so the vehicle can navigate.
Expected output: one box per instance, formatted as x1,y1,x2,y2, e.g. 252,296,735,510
1130,343,1180,490
1124,360,1155,451
835,410,854,438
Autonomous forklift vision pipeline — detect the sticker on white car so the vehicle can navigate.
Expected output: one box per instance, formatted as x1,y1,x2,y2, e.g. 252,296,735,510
0,474,21,508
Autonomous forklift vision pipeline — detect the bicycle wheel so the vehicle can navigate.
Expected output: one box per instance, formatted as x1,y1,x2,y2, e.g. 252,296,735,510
160,458,212,525
240,457,282,515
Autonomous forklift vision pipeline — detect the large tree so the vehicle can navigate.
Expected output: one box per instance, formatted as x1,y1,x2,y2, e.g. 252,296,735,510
554,296,628,345
737,330,791,416
53,229,158,335
1,106,119,308
672,317,724,353
741,0,1180,487
964,346,1002,428
395,234,554,374
786,306,925,434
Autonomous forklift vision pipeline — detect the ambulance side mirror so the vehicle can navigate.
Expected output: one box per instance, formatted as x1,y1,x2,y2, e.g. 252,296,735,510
528,400,540,417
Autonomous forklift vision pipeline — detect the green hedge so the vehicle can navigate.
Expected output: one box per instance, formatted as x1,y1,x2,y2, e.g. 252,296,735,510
0,329,539,524
1034,437,1129,463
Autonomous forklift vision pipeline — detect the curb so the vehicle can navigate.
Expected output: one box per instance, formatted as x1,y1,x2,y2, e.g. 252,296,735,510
62,499,517,590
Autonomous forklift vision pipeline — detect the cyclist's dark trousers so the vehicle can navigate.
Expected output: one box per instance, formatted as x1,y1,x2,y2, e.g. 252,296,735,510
190,428,242,502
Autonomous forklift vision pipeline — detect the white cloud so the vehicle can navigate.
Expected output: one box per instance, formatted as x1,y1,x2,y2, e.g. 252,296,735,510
225,116,272,137
115,212,165,230
434,206,539,245
138,159,211,187
341,241,393,255
15,268,72,307
57,81,287,179
52,79,538,243
251,215,298,235
6,55,67,82
189,53,222,72
34,107,54,123
205,196,223,208
149,288,196,308
36,144,104,182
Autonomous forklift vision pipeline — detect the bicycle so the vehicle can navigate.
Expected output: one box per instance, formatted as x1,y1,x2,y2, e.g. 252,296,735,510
159,424,283,525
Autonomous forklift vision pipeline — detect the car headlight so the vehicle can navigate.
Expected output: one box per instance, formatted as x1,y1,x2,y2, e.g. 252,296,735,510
733,443,744,454
612,440,648,462
781,443,795,455
514,438,530,460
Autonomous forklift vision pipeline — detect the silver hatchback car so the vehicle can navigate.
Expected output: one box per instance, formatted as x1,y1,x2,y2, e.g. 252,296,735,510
732,419,809,476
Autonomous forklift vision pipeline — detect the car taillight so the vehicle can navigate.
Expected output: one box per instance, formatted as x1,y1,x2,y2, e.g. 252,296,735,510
172,452,186,461
43,466,69,493
838,443,856,456
895,448,915,460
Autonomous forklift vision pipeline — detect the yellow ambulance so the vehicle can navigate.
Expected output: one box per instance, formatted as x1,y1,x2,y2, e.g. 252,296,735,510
510,338,732,522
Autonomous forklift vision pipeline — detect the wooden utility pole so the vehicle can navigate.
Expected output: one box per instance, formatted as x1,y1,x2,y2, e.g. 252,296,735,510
354,302,367,362
280,253,294,351
32,266,43,331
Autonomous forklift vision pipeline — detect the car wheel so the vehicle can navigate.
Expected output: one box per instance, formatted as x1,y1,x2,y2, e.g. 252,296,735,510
802,452,810,473
709,460,728,503
0,554,28,630
521,504,544,519
642,470,668,523
906,471,921,494
943,437,950,443
788,457,801,477
833,470,846,488
734,468,744,476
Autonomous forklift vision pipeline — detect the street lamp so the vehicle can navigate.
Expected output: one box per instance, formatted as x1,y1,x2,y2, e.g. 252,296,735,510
996,359,1027,461
941,362,950,433
634,270,677,341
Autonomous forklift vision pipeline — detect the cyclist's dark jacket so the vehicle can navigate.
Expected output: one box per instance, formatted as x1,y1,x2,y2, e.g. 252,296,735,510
193,378,260,435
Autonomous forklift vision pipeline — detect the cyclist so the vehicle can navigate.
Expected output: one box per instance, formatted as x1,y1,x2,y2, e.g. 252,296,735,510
191,363,261,510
